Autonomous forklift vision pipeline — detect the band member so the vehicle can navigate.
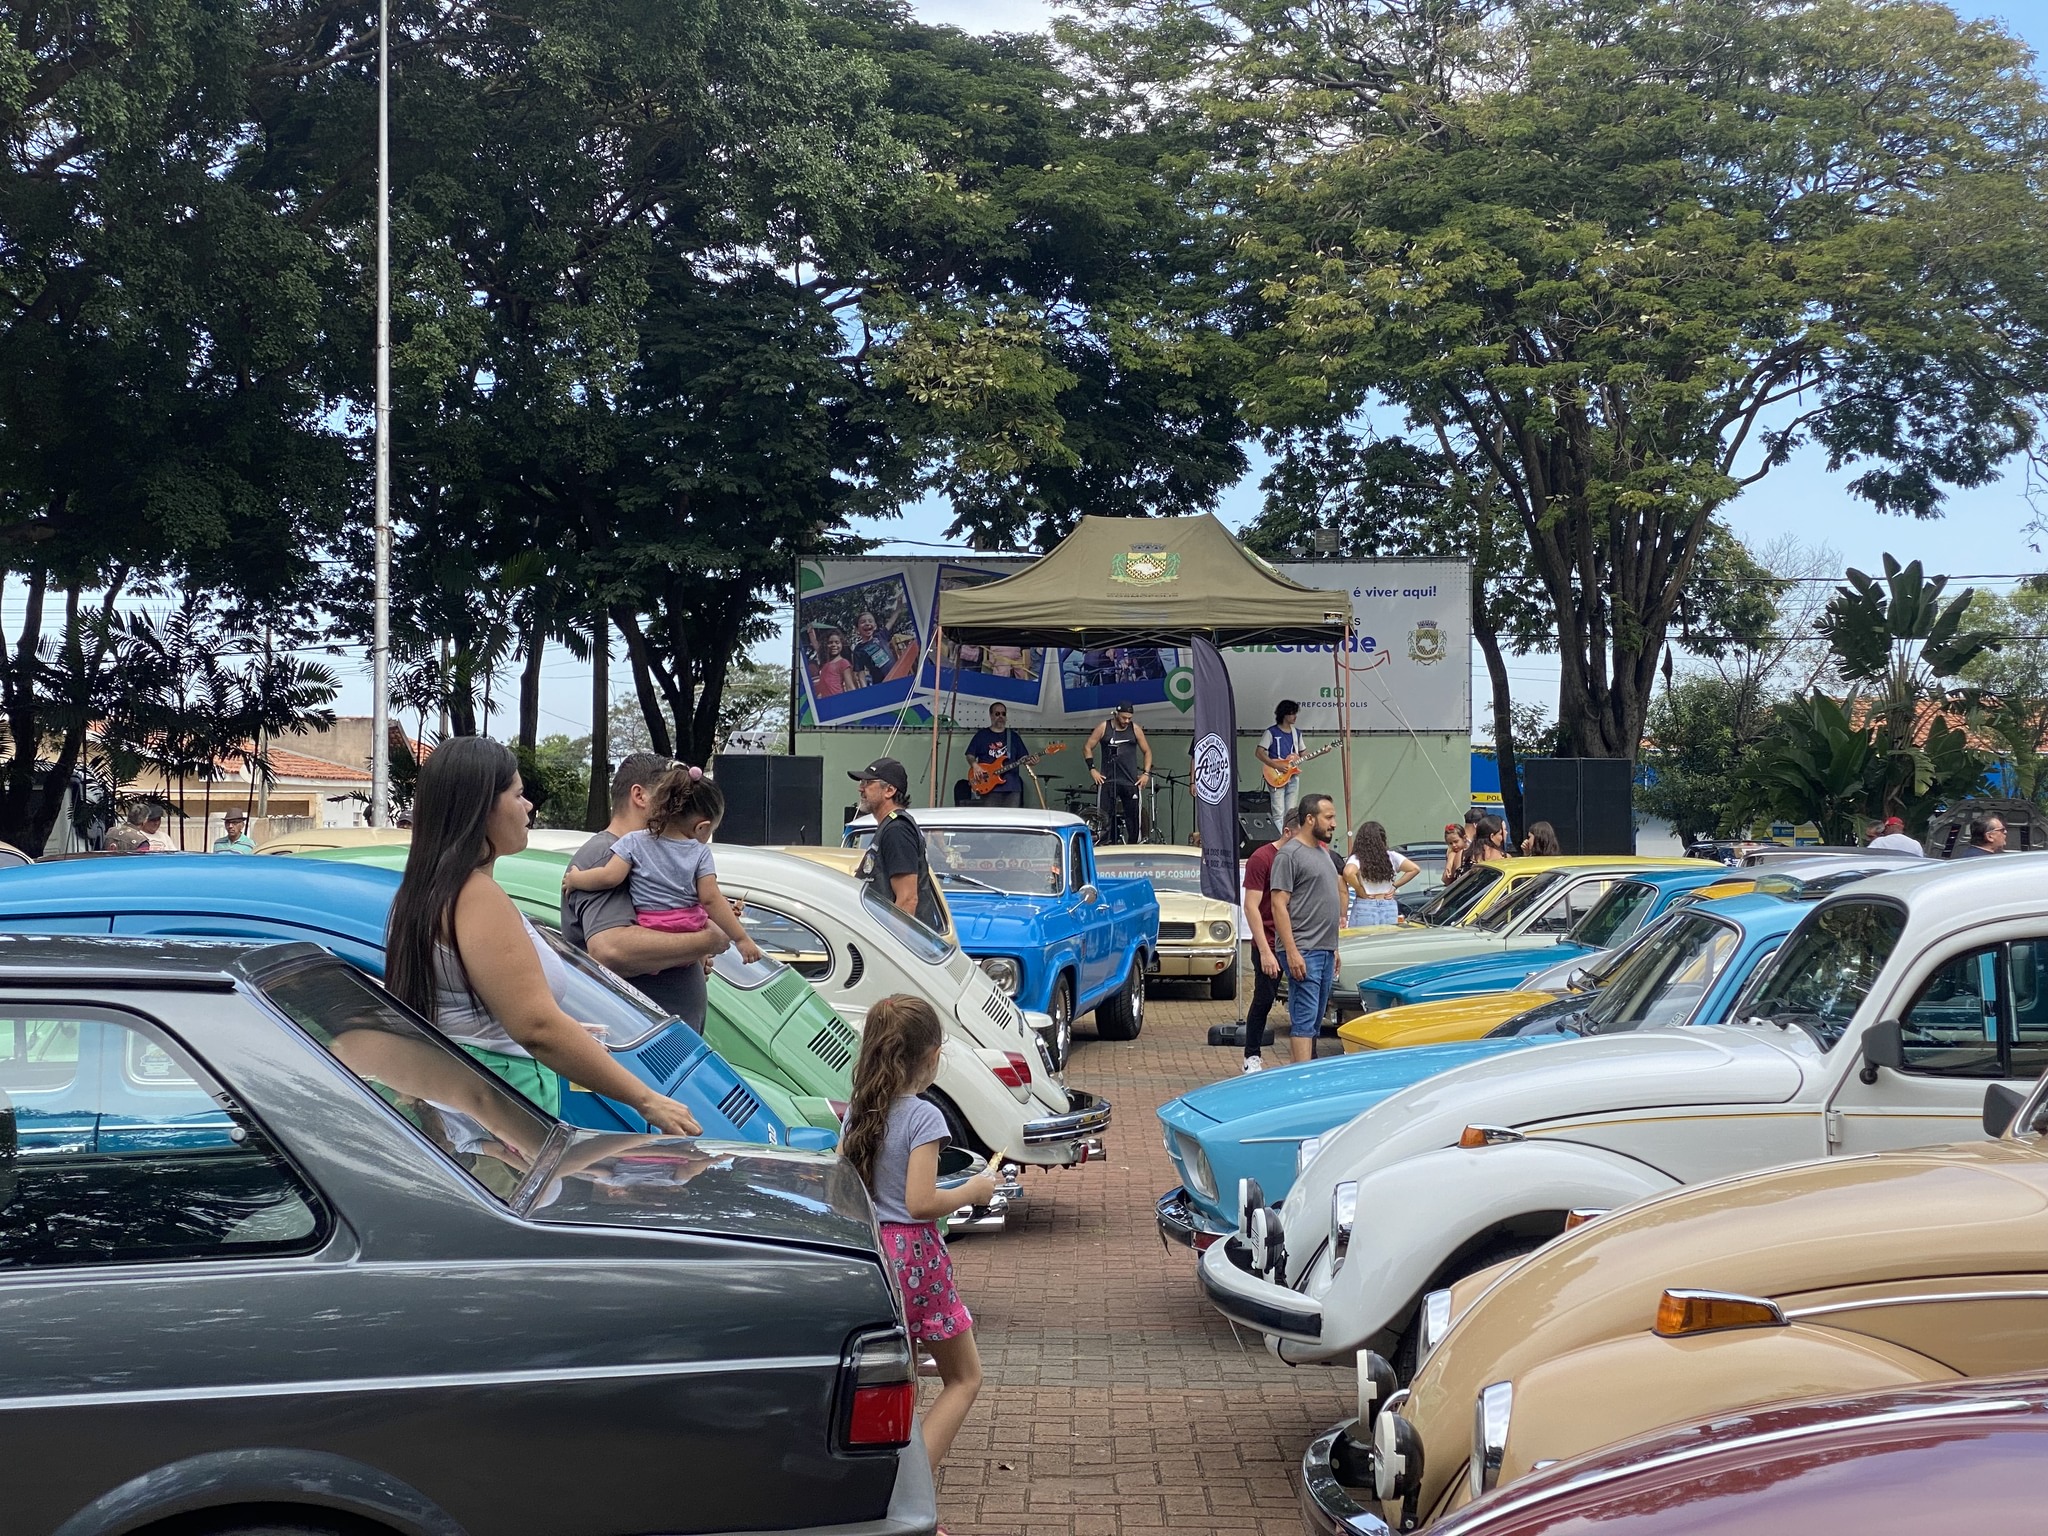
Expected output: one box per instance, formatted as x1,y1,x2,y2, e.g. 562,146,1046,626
965,705,1030,808
1083,700,1151,845
1256,699,1306,829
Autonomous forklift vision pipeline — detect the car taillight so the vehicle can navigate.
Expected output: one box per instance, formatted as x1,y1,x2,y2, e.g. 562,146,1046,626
991,1050,1031,1089
840,1328,916,1451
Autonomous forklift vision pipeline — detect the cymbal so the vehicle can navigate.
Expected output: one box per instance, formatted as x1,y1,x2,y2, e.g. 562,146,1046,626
1034,772,1064,782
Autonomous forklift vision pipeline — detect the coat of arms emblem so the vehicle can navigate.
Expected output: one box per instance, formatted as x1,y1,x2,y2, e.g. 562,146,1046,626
1408,620,1445,664
1111,549,1180,586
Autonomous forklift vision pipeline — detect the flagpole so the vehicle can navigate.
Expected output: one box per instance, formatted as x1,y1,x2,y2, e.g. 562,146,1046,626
368,0,392,827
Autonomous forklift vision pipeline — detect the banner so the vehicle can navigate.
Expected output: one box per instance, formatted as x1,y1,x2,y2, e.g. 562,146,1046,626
795,556,1470,734
1190,636,1241,904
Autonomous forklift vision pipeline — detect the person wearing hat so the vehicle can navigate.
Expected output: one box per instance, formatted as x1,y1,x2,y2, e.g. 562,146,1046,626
1082,701,1151,845
212,810,257,854
851,757,942,930
1867,816,1923,856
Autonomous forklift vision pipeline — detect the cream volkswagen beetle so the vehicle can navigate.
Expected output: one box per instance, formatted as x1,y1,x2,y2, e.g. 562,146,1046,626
1203,856,2048,1380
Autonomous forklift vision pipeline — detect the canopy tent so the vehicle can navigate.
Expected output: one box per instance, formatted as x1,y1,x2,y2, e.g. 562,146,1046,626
925,514,1359,823
936,514,1352,647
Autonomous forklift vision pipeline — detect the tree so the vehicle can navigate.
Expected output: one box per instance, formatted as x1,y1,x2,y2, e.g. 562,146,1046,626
1086,0,2048,761
1965,580,2048,804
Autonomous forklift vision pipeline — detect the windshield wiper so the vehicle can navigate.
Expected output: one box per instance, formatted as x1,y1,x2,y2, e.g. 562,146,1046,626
934,870,1003,894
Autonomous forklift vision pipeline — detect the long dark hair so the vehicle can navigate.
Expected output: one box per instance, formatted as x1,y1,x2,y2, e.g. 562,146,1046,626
842,994,945,1192
387,736,519,1024
1474,815,1506,859
1524,820,1561,856
1350,820,1393,883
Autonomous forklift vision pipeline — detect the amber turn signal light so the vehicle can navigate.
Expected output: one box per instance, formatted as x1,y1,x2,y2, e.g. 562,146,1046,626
1654,1289,1787,1337
1458,1124,1525,1149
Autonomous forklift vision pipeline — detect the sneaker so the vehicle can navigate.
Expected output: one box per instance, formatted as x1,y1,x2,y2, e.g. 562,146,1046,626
1241,1056,1264,1074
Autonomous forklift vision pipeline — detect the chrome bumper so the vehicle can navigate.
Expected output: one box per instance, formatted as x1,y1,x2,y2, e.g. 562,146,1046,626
1299,1420,1392,1536
1198,1233,1324,1340
1148,945,1237,977
1020,1088,1112,1150
1156,1185,1227,1250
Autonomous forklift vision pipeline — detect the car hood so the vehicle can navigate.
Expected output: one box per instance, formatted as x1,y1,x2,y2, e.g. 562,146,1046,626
1368,943,1594,1000
1157,890,1235,925
528,1132,881,1256
945,891,1070,928
1408,1137,2048,1474
1341,991,1560,1051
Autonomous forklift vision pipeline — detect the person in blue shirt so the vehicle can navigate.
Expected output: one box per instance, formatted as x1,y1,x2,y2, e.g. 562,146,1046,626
211,810,256,854
964,704,1031,807
1255,699,1306,830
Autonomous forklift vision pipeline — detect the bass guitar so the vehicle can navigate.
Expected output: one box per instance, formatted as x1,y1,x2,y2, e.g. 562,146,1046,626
972,740,1063,797
1261,741,1335,789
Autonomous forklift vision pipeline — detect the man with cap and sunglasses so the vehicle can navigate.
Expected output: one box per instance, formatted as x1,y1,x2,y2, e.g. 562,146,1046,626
851,756,943,930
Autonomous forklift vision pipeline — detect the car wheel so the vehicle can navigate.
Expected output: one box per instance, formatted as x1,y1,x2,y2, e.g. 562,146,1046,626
1209,957,1240,1001
194,1521,353,1536
1046,977,1074,1073
923,1086,992,1159
1392,1232,1546,1383
1095,957,1146,1040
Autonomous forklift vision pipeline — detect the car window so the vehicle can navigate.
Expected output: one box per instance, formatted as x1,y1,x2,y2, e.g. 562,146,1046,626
1742,899,1907,1050
1572,881,1659,949
531,927,677,1051
2011,940,2048,1079
1413,865,1500,926
736,903,833,980
1476,871,1567,933
1583,912,1741,1033
0,1008,326,1270
925,829,1065,895
260,960,555,1204
1899,947,2002,1078
861,886,953,963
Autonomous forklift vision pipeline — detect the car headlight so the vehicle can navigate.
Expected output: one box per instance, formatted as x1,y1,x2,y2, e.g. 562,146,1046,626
1330,1181,1357,1271
1470,1381,1513,1499
979,956,1021,995
1419,1288,1453,1368
1207,920,1232,941
1177,1134,1216,1200
1295,1135,1323,1177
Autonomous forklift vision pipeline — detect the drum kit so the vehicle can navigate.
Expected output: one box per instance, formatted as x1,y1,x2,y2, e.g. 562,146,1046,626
1042,769,1188,845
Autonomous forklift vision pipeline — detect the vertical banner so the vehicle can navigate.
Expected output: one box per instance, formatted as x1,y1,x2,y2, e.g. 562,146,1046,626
1190,636,1240,904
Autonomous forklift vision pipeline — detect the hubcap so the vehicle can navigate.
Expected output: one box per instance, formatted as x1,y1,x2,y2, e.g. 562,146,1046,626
1053,987,1072,1069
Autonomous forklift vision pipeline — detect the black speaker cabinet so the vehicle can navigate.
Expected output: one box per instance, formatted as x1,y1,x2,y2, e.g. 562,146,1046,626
712,755,825,845
1521,757,1635,855
1239,810,1280,852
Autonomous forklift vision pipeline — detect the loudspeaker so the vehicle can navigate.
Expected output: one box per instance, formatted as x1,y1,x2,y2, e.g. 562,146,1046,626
712,755,825,845
1521,758,1635,855
1239,810,1279,851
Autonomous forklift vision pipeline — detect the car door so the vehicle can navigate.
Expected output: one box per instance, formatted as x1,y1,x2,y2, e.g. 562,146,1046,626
1071,834,1116,997
1828,934,2044,1156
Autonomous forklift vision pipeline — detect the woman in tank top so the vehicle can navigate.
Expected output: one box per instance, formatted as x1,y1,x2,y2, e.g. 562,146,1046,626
385,736,700,1135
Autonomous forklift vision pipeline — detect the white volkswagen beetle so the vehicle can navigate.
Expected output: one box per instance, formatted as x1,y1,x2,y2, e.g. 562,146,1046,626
1201,857,2048,1374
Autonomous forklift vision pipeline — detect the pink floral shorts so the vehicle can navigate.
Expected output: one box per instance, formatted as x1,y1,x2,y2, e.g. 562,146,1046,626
880,1221,974,1343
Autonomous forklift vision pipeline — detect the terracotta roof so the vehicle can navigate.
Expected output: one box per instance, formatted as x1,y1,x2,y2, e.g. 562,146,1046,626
215,743,373,784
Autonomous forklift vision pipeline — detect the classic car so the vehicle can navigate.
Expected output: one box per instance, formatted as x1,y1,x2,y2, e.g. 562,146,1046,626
1353,867,1748,1016
1395,845,1450,917
294,842,1111,1185
1156,893,1809,1252
0,936,934,1536
1308,1371,2048,1536
1315,1050,2048,1531
846,808,1159,1070
1337,859,1696,982
1096,843,1240,999
1200,856,2048,1382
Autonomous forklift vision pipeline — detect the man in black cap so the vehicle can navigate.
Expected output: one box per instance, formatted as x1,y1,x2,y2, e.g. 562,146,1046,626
850,756,942,929
1083,701,1151,845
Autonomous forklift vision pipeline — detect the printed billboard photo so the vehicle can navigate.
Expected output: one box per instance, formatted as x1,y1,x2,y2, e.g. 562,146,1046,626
797,572,922,723
923,565,1046,708
1057,644,1179,717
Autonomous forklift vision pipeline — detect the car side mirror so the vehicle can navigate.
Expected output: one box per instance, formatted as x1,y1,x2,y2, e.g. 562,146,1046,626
1079,884,1100,905
1565,968,1590,991
1984,1081,2029,1139
1858,1019,1904,1085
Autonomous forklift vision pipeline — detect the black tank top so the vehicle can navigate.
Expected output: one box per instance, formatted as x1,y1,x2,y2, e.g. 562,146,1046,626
1101,718,1141,786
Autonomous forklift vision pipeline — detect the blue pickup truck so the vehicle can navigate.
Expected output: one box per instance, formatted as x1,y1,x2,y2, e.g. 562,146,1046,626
847,809,1159,1071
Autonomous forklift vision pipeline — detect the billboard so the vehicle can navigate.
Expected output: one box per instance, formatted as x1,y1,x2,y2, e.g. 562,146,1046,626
794,556,1470,734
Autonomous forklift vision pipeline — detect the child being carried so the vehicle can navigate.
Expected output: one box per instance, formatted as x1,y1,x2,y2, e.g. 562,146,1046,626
562,765,762,969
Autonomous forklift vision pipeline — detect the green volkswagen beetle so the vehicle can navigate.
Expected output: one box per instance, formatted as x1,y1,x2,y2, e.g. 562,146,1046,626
296,844,850,1136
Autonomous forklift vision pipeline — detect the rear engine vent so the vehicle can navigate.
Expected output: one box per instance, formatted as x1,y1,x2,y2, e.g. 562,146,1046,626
718,1082,759,1130
808,1022,856,1073
636,1029,687,1083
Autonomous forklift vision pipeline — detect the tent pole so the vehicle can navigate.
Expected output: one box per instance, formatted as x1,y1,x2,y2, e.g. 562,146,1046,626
928,624,944,806
1337,626,1355,831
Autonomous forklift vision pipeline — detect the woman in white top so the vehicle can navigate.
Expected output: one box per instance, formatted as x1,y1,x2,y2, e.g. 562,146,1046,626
384,736,700,1135
1343,820,1419,928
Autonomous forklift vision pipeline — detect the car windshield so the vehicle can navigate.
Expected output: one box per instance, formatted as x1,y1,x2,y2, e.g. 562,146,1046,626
1579,911,1743,1034
1095,851,1202,893
1414,865,1500,927
1739,898,1906,1050
1476,871,1569,933
861,885,955,963
922,829,1066,895
1570,880,1660,949
259,958,557,1205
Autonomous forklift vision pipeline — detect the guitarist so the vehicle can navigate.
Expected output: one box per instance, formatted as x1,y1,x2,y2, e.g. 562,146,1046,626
965,704,1030,807
1256,699,1307,830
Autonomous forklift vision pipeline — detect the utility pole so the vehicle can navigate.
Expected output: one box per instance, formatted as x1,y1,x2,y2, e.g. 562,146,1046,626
368,0,393,827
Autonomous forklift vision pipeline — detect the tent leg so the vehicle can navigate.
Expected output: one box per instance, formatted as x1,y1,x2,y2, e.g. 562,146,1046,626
1337,627,1355,831
928,624,944,806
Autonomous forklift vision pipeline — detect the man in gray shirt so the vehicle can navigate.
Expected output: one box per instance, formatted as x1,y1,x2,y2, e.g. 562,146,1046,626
562,753,728,1025
1269,791,1344,1064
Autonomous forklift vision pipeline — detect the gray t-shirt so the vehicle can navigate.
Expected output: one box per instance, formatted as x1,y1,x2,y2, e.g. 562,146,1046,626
869,1094,950,1224
1270,835,1344,954
610,827,715,912
561,829,707,1027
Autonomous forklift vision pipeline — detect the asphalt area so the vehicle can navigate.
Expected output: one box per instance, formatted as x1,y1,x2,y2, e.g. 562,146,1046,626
927,982,1355,1535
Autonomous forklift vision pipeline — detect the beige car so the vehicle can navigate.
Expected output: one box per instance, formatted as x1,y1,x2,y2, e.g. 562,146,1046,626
1315,1060,2048,1532
1093,844,1239,1000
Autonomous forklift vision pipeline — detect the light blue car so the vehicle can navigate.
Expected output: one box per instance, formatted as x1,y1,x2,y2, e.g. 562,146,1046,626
1155,892,1807,1249
1353,865,1742,1014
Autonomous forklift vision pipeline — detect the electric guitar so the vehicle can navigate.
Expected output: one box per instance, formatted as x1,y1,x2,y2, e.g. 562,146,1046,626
972,740,1063,797
1260,741,1336,789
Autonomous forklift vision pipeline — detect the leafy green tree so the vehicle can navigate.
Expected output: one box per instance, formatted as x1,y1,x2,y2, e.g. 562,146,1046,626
1964,581,2048,803
1749,695,1883,846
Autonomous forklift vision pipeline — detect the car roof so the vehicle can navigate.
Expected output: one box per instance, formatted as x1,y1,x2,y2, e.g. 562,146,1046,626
1809,849,2046,905
0,931,328,984
1674,890,1807,932
0,851,404,911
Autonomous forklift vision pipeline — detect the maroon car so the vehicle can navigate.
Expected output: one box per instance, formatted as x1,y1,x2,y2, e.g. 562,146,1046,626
1356,1374,2048,1535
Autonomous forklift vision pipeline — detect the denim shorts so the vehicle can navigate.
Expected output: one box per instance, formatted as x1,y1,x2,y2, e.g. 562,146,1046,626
1287,949,1337,1038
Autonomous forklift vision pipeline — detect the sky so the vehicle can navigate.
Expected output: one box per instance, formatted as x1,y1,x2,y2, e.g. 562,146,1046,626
321,0,2048,740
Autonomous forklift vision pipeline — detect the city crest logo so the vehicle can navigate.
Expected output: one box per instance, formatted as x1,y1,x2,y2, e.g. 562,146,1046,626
1111,550,1180,586
1408,620,1445,665
1192,732,1232,805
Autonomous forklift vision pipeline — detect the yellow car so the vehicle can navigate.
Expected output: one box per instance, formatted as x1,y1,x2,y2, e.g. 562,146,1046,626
1094,844,1240,1000
1339,989,1564,1052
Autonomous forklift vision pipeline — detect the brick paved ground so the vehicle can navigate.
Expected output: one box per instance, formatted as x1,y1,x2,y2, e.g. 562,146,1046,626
926,982,1354,1535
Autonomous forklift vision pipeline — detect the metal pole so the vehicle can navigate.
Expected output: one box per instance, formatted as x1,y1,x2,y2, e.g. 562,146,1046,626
368,0,393,827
